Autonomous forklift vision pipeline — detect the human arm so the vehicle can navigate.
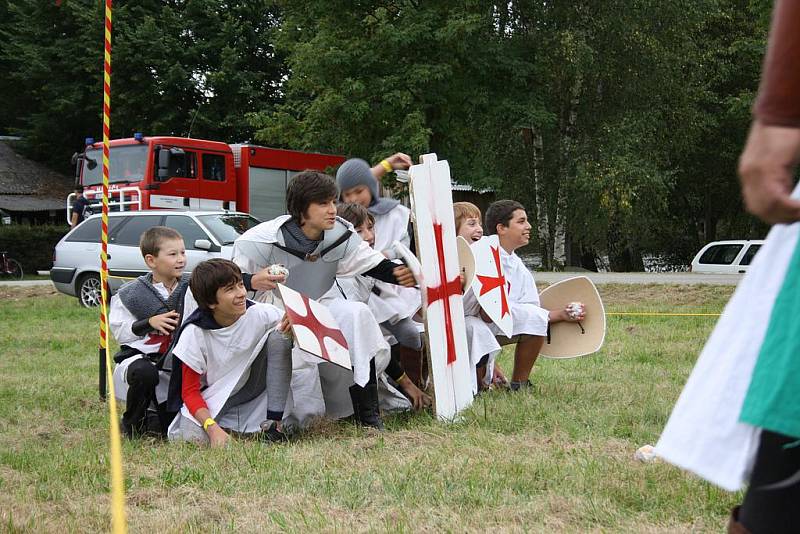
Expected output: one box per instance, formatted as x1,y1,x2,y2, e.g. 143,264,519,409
363,259,416,287
109,295,148,344
70,210,78,227
738,0,800,224
176,334,229,447
241,270,287,292
370,152,412,180
232,240,285,292
547,305,585,324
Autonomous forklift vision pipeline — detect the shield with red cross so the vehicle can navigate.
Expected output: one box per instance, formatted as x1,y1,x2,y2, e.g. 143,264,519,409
277,283,352,370
470,235,514,338
408,153,473,420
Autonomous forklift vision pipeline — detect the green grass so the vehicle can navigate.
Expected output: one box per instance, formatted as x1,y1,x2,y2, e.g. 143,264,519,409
0,284,740,532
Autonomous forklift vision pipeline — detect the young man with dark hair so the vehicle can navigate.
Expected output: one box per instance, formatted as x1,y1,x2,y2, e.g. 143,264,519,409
167,259,291,445
468,200,583,391
233,171,416,430
110,226,191,437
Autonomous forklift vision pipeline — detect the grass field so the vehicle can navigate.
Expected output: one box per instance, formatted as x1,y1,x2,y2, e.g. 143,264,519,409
0,284,740,533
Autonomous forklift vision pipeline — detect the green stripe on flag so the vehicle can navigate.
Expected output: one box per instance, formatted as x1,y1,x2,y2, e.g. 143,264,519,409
740,231,800,439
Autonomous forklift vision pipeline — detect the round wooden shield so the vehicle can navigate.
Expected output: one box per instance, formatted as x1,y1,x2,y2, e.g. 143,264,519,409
538,276,605,359
456,236,476,288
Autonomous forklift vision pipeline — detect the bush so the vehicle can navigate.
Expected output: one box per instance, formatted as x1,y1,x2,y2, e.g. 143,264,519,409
0,224,69,273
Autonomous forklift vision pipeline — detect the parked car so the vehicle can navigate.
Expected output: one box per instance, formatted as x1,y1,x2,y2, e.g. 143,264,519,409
51,210,260,307
690,240,764,274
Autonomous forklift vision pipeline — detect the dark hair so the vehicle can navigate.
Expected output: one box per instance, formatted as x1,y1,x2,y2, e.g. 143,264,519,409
337,202,373,228
485,200,526,235
139,226,183,258
190,259,242,311
286,171,338,223
74,185,84,193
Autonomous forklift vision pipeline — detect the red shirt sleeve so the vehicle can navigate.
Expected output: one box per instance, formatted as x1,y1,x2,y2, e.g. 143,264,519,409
181,364,208,417
754,0,800,127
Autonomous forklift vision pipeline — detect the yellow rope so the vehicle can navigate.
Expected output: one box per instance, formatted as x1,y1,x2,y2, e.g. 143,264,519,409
607,312,720,317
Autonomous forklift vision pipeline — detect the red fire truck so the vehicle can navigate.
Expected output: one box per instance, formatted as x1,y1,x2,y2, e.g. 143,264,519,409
68,134,345,223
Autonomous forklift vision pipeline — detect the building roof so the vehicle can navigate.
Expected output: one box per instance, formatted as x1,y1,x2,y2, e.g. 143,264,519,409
0,141,73,212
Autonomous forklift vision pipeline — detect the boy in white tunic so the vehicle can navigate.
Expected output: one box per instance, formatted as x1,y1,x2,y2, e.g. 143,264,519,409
467,200,584,391
110,226,191,438
232,171,416,430
453,202,505,391
168,259,291,446
335,202,431,410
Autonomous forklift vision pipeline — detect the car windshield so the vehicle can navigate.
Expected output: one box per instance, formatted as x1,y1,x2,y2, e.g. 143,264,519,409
198,214,260,245
82,145,148,186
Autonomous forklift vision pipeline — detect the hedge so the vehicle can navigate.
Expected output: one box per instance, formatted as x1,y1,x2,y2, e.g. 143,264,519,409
0,224,69,273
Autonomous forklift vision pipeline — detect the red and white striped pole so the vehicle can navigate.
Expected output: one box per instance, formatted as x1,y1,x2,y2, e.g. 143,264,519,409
99,0,127,531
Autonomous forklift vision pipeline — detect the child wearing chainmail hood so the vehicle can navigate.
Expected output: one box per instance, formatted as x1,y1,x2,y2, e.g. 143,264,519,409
336,154,413,258
110,226,192,438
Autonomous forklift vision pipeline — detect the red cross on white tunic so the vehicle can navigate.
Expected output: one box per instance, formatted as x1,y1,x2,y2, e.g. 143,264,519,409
476,245,510,318
144,332,172,354
425,223,462,365
288,294,349,362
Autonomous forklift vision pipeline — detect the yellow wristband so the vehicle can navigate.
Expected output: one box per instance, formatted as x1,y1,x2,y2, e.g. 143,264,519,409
380,159,393,173
203,417,217,431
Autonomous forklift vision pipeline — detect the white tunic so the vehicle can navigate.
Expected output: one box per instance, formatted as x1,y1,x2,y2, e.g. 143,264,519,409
232,215,393,426
167,302,283,439
465,247,549,337
334,274,418,325
373,203,411,257
655,217,800,490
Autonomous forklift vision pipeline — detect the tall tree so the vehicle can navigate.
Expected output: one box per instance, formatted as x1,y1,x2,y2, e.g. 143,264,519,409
0,0,285,172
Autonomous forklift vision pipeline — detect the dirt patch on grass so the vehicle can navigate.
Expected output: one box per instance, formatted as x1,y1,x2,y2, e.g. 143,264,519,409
0,285,60,300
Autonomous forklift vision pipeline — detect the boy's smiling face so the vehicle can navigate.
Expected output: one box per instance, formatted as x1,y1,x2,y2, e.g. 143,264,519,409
209,280,248,321
341,185,373,208
497,209,532,252
457,217,483,242
144,238,186,282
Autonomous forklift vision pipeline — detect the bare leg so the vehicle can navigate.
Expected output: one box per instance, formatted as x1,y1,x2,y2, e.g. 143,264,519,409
511,335,545,383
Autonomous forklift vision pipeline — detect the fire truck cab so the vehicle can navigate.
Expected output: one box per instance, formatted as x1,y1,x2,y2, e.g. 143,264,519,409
68,135,345,223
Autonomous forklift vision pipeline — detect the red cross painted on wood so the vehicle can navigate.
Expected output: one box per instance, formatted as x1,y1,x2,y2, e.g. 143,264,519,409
288,295,349,362
144,332,172,354
425,223,462,365
476,245,510,318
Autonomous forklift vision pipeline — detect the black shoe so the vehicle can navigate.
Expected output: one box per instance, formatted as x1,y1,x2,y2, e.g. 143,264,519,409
120,419,133,439
259,420,288,443
349,383,384,430
509,380,533,392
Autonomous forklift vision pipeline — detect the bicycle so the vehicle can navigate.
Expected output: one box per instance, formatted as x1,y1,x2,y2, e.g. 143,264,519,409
0,251,23,280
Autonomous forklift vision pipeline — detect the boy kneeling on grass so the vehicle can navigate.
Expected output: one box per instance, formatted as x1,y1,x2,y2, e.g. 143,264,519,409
110,226,190,438
166,258,292,446
466,200,585,391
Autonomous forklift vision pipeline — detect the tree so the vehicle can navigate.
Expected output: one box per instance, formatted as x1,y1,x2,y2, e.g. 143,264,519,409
0,0,286,172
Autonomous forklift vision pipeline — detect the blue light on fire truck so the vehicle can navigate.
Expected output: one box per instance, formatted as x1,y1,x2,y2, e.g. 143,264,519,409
85,137,95,146
134,132,144,142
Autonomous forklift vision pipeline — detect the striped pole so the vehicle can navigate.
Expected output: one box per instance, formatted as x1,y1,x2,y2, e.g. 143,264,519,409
99,1,127,532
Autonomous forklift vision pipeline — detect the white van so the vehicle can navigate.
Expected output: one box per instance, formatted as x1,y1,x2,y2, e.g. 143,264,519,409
690,240,764,274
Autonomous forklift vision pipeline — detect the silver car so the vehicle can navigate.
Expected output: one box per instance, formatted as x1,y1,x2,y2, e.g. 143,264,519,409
50,210,260,307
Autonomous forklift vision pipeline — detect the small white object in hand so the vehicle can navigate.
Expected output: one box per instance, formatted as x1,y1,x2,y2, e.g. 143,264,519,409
267,264,289,277
566,301,585,319
634,444,658,463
